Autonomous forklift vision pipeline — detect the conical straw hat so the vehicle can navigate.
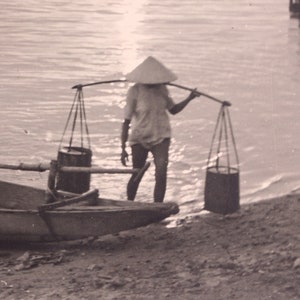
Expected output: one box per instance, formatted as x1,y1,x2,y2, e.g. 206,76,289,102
125,56,178,84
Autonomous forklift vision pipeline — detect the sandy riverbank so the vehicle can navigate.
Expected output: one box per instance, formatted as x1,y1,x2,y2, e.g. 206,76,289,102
0,193,299,300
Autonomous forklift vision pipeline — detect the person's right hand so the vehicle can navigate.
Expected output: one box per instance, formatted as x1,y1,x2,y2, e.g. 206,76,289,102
121,149,129,166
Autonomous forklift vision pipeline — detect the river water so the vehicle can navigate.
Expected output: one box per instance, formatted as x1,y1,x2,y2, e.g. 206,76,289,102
1,0,299,218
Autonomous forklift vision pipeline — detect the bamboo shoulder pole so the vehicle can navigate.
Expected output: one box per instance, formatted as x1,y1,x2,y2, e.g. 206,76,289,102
71,79,231,106
72,79,126,89
167,82,231,106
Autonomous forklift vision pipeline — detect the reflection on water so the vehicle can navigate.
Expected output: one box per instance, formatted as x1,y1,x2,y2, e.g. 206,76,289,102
0,0,300,219
117,0,149,72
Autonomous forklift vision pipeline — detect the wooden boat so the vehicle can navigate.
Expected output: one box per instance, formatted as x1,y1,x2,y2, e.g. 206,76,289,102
0,180,179,242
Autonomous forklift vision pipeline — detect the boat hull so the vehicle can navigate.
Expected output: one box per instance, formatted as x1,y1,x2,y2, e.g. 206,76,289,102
0,181,179,242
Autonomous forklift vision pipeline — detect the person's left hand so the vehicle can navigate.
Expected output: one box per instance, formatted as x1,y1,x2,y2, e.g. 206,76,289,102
187,88,200,101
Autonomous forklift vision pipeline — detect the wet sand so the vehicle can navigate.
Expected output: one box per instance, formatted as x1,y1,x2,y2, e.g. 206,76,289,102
0,194,299,300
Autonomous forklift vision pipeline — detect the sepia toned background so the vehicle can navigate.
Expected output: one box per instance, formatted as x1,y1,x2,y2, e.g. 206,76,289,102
0,0,299,220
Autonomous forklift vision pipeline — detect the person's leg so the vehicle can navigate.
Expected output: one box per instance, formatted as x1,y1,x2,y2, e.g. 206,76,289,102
127,144,148,200
151,138,170,202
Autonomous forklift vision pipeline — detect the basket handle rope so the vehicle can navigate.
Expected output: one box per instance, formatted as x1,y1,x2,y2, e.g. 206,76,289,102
59,86,91,151
206,104,239,173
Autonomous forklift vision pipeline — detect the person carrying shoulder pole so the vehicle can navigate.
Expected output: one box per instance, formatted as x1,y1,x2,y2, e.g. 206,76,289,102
120,56,199,202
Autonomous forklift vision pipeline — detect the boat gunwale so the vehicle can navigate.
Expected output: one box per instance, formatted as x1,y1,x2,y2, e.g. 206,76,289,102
0,204,178,214
0,196,179,214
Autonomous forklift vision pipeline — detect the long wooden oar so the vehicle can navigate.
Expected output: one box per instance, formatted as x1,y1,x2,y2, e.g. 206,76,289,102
0,162,148,175
167,82,231,106
0,163,50,172
60,166,140,174
132,161,151,183
59,161,150,175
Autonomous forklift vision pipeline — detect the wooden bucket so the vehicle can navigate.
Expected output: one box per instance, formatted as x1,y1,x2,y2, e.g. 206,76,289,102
204,166,240,215
56,147,92,194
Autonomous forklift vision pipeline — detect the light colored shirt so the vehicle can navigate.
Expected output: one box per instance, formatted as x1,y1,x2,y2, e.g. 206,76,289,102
124,83,175,148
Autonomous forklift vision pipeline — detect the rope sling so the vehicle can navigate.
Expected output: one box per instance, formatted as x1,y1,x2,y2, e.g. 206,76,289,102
59,87,91,151
56,87,93,194
204,104,240,214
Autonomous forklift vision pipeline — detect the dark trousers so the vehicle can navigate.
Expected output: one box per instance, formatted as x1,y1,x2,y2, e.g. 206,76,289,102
127,138,170,202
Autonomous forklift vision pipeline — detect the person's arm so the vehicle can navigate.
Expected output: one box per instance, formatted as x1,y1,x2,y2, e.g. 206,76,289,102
169,90,199,115
121,119,131,166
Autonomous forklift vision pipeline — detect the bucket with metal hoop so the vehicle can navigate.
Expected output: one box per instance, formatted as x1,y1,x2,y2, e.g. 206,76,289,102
204,104,240,214
56,146,92,194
